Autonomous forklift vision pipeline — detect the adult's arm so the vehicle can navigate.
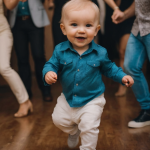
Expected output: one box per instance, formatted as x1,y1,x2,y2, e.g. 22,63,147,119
104,0,135,24
112,1,135,24
3,0,27,10
104,0,119,10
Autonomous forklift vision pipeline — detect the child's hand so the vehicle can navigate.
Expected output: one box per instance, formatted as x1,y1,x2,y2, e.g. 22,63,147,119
122,75,134,87
45,71,57,85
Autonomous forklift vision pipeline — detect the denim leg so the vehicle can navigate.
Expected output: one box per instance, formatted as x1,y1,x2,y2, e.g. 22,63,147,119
124,33,150,109
142,33,150,61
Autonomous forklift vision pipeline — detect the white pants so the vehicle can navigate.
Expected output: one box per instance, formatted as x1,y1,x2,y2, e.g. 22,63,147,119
52,93,106,150
0,29,28,104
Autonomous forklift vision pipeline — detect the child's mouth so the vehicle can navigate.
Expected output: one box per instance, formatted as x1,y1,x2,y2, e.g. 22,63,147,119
76,37,86,41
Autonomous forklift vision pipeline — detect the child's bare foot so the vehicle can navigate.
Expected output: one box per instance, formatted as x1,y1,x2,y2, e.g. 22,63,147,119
14,100,33,118
115,85,127,96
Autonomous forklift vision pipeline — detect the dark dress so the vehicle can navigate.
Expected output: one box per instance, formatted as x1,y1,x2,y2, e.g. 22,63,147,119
113,0,135,41
100,0,135,60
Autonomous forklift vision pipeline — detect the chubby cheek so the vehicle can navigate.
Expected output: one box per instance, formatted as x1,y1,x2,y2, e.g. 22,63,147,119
66,30,77,41
66,28,77,36
87,30,96,40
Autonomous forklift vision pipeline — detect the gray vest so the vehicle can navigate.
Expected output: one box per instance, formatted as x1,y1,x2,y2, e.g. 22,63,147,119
8,0,50,28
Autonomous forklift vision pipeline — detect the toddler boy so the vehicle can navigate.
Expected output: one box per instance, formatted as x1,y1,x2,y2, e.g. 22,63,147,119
42,0,134,149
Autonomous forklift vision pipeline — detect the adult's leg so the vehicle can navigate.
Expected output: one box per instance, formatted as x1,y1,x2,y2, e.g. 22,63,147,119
52,0,68,47
124,33,150,128
142,33,150,106
124,33,150,109
27,22,51,99
118,34,130,74
143,33,150,65
12,19,32,98
115,34,130,96
0,29,33,117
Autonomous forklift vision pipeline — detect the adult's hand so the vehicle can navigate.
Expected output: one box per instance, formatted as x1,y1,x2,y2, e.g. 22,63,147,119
111,9,126,24
111,1,135,24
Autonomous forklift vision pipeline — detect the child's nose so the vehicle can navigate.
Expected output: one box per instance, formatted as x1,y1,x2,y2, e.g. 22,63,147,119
78,27,85,33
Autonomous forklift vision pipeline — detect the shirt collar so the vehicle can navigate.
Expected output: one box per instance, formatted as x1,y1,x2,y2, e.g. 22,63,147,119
60,40,99,54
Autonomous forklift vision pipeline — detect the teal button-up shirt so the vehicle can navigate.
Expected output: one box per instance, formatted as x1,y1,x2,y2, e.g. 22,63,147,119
17,1,30,16
43,40,126,107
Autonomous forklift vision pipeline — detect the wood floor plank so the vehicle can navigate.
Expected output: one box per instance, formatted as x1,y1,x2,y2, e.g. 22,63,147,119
0,75,150,150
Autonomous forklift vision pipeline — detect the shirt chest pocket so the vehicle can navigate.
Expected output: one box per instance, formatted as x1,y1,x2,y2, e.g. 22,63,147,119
86,61,100,74
87,61,100,67
60,59,73,70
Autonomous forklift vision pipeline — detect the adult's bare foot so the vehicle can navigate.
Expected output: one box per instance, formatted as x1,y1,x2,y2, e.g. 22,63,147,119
115,85,127,96
14,100,33,118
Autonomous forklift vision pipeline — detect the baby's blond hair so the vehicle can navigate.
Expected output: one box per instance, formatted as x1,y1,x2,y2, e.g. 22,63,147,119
60,0,100,24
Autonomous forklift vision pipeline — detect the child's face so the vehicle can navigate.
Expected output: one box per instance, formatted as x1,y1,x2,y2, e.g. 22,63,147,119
60,7,100,51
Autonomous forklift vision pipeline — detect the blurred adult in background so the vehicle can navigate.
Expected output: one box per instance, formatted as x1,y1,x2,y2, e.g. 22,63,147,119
47,0,54,10
0,0,33,117
8,0,52,102
51,0,68,47
112,0,150,128
104,0,135,96
51,0,99,47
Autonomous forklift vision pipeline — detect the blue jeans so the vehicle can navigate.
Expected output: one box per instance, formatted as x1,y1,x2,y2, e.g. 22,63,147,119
124,33,150,110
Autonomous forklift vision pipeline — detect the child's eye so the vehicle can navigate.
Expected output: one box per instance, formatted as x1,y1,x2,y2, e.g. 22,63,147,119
86,24,92,27
71,23,77,27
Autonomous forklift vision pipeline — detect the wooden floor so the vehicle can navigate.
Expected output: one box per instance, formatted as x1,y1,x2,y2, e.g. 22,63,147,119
0,75,150,150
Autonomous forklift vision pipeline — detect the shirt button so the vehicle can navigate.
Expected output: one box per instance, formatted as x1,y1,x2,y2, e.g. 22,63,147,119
74,94,77,97
77,69,80,71
64,62,66,64
76,83,78,86
80,57,82,59
94,64,95,66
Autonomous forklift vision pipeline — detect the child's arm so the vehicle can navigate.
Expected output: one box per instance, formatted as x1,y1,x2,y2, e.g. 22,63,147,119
122,75,134,87
100,50,126,84
42,45,61,86
45,71,57,85
100,48,134,86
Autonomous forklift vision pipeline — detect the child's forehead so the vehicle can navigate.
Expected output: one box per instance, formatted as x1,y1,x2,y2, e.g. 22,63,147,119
61,0,100,23
63,2,96,14
63,5,97,19
65,9,97,22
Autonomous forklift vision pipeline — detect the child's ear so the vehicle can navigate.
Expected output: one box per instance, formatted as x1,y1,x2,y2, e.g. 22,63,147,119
60,23,67,35
94,25,101,36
